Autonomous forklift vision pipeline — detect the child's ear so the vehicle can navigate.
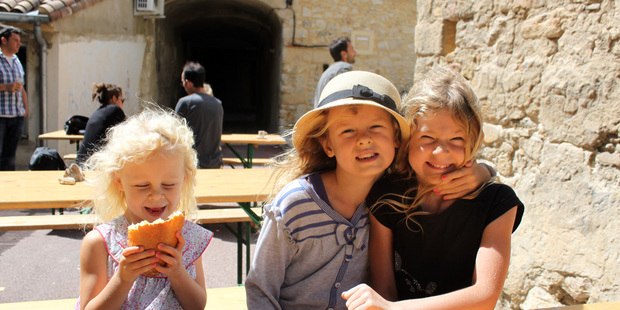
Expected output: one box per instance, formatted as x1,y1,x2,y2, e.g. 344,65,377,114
113,172,124,192
320,138,335,158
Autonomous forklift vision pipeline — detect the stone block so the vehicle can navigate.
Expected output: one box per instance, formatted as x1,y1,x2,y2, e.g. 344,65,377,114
596,152,620,167
415,22,443,56
483,123,502,144
522,286,563,309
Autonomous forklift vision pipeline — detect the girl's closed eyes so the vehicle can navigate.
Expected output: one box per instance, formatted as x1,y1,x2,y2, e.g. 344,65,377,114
133,182,179,188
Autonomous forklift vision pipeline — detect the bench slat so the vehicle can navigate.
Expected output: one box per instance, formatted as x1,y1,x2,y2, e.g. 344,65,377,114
0,208,261,231
223,157,271,165
0,286,247,310
63,153,77,160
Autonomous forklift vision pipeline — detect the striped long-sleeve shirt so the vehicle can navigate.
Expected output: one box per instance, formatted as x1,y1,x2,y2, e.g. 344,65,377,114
246,174,369,310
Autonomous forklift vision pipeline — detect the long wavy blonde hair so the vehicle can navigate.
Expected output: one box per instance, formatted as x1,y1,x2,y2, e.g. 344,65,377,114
374,67,484,230
84,107,199,224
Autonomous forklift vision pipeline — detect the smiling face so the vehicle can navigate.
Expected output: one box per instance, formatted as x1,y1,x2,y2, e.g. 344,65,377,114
321,105,400,181
408,109,467,186
115,151,187,224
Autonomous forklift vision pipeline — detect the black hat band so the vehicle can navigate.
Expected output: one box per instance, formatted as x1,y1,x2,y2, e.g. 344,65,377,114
317,84,397,112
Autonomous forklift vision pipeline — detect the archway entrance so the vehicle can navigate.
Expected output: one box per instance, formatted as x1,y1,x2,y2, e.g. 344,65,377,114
156,0,282,133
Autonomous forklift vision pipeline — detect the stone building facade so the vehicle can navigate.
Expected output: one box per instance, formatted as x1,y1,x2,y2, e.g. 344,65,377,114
411,0,619,308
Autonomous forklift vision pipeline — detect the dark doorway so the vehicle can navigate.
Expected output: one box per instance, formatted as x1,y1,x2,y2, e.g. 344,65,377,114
157,0,282,134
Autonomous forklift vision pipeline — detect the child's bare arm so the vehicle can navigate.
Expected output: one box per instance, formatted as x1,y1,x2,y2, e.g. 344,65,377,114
79,231,109,310
80,230,157,310
156,231,207,310
344,207,517,310
343,283,393,310
434,161,494,200
369,214,398,301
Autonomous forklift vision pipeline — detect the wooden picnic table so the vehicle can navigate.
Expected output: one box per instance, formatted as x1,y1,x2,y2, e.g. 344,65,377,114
0,168,275,283
38,130,84,151
0,168,274,224
38,130,85,141
221,133,287,168
39,130,287,168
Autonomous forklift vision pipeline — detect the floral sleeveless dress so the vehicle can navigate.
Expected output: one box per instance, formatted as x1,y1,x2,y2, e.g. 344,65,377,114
75,216,213,309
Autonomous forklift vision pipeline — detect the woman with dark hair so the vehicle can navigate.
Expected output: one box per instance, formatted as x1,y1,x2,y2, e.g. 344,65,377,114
76,83,126,165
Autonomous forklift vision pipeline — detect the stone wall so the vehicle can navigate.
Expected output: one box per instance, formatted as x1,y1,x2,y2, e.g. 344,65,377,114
414,0,619,308
276,0,418,129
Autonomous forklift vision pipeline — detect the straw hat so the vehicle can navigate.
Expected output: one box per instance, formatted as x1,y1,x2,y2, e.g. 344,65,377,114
293,71,410,151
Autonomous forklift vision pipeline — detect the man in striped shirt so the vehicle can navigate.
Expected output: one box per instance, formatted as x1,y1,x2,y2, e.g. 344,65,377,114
0,27,27,171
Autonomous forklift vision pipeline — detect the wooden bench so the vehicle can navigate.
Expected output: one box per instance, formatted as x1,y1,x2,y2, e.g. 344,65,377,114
0,286,247,310
0,207,261,284
63,153,77,161
223,157,272,166
0,207,260,231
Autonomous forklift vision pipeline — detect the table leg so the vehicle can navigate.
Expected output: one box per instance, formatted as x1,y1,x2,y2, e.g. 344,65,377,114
237,202,262,228
225,143,250,169
223,222,248,285
71,139,80,152
237,222,243,284
246,222,251,276
246,144,254,168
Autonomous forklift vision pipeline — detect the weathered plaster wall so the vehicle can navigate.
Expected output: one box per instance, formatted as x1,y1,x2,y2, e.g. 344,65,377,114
414,0,619,308
40,0,156,155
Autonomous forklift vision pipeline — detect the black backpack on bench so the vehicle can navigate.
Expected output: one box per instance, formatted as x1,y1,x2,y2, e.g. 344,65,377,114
29,147,66,170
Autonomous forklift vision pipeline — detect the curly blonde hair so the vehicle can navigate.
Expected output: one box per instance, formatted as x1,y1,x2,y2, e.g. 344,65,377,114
84,107,199,223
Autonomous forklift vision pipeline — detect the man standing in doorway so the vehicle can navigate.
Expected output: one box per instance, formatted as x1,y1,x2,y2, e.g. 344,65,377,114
176,62,224,168
0,27,27,171
313,37,356,108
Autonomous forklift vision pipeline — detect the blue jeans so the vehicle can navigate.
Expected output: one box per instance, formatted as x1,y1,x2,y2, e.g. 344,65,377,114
0,116,24,171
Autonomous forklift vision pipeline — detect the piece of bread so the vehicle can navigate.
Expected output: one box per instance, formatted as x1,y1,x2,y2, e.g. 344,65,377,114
128,211,185,276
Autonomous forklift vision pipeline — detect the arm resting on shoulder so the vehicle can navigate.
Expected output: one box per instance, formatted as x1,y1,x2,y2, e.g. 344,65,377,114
435,161,495,200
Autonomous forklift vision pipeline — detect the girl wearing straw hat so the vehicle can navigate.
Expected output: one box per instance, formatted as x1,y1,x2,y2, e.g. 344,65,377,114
246,71,492,310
